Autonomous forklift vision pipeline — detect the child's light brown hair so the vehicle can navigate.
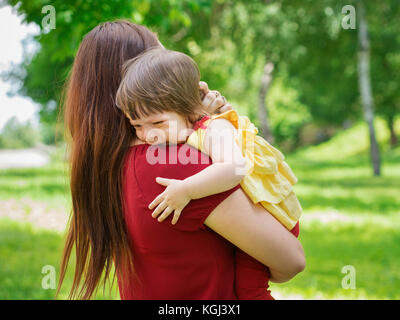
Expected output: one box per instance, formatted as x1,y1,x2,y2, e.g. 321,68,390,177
116,47,208,123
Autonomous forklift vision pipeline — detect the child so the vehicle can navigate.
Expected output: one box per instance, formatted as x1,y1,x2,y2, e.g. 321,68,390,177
116,47,302,299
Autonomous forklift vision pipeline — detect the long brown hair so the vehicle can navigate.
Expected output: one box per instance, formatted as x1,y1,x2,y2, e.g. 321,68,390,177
116,48,206,123
57,20,160,299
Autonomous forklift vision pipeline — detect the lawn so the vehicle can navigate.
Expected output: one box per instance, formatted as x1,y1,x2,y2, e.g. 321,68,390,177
0,148,118,299
0,122,399,299
270,147,400,299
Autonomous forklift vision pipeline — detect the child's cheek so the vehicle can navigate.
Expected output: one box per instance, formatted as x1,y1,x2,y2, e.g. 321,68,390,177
165,128,175,143
135,129,144,141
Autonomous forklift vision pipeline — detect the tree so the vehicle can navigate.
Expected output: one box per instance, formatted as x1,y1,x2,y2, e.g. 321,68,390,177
258,62,274,143
367,0,400,149
3,0,215,124
0,116,39,149
4,0,399,160
356,0,380,176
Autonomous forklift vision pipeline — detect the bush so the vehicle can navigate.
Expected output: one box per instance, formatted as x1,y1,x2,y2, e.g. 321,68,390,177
0,117,39,149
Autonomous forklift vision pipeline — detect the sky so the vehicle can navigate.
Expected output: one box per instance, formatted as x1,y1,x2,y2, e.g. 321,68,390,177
0,5,40,132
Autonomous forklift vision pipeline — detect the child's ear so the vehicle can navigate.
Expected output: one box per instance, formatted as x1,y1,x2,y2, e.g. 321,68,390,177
187,114,199,124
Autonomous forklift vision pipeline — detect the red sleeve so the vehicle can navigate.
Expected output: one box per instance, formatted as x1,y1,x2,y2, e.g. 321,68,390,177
130,143,240,232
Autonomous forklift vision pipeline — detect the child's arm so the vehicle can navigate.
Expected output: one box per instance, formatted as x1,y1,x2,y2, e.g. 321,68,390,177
185,118,247,198
149,118,247,224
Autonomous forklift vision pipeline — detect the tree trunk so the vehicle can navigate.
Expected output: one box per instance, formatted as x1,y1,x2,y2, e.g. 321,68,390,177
258,61,274,144
387,114,398,148
357,0,381,176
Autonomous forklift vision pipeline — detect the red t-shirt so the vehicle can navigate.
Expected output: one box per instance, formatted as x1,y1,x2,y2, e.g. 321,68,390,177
119,143,240,300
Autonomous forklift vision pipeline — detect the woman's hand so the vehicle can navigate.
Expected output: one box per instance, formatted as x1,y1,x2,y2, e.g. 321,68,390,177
148,177,191,225
199,81,233,114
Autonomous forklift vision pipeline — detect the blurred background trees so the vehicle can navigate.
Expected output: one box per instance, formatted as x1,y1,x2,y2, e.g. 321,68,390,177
1,0,400,300
2,0,400,175
0,116,38,149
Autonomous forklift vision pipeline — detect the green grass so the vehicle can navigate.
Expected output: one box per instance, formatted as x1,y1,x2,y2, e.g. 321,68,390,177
287,152,400,216
0,147,118,299
0,218,119,299
0,121,399,299
0,149,70,207
268,123,400,299
270,215,400,299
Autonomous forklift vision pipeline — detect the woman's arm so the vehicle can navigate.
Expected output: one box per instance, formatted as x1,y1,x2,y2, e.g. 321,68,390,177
204,188,306,283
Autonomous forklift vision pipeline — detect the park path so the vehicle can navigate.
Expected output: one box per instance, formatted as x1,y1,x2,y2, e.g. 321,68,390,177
0,147,51,169
0,198,68,233
0,146,67,232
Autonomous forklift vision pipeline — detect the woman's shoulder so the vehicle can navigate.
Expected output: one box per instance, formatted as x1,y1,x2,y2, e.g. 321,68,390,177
126,143,211,174
129,138,147,147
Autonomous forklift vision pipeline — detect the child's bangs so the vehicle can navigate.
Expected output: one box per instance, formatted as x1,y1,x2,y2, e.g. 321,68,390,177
128,98,168,121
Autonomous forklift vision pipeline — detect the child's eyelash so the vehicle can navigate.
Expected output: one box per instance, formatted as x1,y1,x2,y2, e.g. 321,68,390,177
153,121,165,125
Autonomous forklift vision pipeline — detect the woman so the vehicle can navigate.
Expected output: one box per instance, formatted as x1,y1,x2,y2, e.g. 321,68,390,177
57,20,305,300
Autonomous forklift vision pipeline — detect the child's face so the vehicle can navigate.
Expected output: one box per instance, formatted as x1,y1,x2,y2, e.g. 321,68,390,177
129,111,192,145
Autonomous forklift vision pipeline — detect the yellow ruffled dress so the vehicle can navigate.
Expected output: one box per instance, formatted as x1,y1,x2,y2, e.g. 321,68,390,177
186,109,302,230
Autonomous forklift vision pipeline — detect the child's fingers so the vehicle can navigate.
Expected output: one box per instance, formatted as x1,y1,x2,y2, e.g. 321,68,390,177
157,206,174,222
209,94,226,112
149,192,165,209
201,90,218,109
151,200,168,218
199,81,209,95
217,103,233,114
171,209,182,225
156,177,173,186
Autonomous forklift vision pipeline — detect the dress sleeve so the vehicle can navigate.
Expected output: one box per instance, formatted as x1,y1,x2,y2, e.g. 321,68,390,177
133,144,240,232
211,109,240,129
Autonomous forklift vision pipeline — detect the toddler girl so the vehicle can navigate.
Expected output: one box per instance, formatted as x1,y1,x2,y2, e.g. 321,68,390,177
116,47,302,299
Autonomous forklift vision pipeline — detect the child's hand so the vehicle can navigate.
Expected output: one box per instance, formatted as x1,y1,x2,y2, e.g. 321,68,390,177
199,81,233,114
148,177,191,224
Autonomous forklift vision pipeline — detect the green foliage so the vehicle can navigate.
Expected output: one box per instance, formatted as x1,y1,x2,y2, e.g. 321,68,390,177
5,0,139,123
0,117,39,149
39,121,61,145
4,0,216,124
2,0,400,299
3,0,400,152
293,116,400,162
368,1,400,125
267,77,312,150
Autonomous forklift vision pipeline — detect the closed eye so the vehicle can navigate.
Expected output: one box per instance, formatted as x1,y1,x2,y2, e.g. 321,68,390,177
153,121,165,125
